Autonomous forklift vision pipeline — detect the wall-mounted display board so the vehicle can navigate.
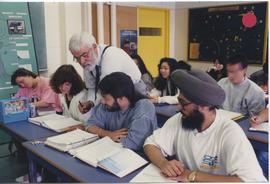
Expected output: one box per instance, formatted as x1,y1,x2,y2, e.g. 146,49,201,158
0,2,38,99
188,2,267,64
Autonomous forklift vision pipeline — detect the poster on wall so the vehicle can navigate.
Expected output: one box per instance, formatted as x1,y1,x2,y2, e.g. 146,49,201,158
120,30,137,55
0,2,38,99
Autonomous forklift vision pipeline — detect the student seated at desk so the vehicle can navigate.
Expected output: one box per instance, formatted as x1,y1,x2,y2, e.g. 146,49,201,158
149,58,180,105
86,72,157,151
50,65,91,123
11,68,62,113
218,54,265,116
144,69,266,182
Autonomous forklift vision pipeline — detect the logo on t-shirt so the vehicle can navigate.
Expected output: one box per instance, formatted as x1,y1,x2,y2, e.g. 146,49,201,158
200,155,220,170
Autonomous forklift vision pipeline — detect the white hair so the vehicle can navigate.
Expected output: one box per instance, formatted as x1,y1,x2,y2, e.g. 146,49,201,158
69,32,96,52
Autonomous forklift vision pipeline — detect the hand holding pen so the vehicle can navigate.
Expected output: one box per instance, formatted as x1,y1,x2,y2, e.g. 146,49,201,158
249,111,261,127
78,100,94,114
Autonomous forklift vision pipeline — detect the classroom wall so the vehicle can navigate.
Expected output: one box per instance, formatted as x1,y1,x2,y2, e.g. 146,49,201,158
42,2,263,79
43,2,83,78
173,6,263,76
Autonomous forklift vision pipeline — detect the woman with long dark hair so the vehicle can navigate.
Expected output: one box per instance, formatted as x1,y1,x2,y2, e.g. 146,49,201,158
149,57,180,104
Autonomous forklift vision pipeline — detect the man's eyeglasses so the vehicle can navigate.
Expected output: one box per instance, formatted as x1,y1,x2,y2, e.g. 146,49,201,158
177,97,192,107
73,49,91,63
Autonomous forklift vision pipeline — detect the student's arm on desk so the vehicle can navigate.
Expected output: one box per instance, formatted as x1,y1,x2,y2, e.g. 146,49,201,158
144,144,184,177
250,108,268,127
144,145,241,182
86,125,128,142
32,101,51,108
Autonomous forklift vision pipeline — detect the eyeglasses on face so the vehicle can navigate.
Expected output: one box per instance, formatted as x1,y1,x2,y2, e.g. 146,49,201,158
73,49,91,63
177,97,192,107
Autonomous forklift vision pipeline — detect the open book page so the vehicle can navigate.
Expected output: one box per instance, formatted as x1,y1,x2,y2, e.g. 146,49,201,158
69,137,122,167
44,129,98,152
218,109,244,121
249,122,268,133
43,117,83,132
98,149,148,178
130,163,176,182
28,114,66,125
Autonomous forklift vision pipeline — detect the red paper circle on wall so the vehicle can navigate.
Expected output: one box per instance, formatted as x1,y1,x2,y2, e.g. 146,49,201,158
242,12,257,28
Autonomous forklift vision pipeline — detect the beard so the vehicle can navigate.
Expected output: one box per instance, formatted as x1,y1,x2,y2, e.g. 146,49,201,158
105,101,121,112
83,54,98,71
181,109,204,131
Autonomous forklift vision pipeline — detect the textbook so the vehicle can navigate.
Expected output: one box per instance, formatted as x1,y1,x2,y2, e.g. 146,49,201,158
28,114,83,132
249,122,268,133
69,136,148,178
130,163,176,182
218,109,244,121
44,129,99,152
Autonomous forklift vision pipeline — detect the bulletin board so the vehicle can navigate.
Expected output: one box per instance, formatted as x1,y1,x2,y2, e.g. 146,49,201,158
188,2,267,64
0,2,38,99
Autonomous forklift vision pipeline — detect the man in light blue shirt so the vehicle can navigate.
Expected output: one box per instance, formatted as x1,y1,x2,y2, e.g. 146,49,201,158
86,72,157,151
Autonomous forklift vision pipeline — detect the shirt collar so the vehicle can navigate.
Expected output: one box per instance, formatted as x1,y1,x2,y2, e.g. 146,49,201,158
193,109,220,136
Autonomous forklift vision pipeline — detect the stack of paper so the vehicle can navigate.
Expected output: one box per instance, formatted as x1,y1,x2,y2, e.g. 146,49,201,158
69,137,148,178
249,122,268,133
44,129,99,152
29,114,83,132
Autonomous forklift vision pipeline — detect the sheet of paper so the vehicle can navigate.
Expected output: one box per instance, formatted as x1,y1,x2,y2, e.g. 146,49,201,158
130,163,176,182
249,122,268,133
98,149,147,178
17,50,29,59
69,137,122,167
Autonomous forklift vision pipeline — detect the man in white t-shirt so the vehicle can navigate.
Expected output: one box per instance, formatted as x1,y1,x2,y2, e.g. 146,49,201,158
144,69,266,182
68,32,146,113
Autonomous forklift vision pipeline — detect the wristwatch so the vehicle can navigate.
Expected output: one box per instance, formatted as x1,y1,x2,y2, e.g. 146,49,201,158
188,171,197,182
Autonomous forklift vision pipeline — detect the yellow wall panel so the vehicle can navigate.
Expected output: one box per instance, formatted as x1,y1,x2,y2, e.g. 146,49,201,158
138,8,169,77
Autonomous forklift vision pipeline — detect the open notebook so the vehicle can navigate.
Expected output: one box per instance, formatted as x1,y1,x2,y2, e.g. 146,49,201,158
249,122,268,133
44,129,99,152
218,109,244,121
130,163,176,182
28,114,83,132
69,137,148,178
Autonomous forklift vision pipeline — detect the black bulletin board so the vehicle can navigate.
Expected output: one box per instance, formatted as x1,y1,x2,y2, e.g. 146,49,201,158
188,2,267,65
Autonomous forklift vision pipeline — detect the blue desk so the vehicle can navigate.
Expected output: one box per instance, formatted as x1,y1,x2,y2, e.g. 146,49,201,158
23,140,145,182
236,118,268,151
0,121,58,142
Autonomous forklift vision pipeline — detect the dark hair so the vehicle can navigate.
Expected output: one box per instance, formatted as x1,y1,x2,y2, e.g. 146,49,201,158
99,72,144,107
50,65,86,96
227,54,248,69
154,57,179,96
11,68,37,86
178,60,192,71
131,54,153,80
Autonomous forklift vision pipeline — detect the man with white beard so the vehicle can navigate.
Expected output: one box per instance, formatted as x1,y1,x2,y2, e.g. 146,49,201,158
69,32,146,113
